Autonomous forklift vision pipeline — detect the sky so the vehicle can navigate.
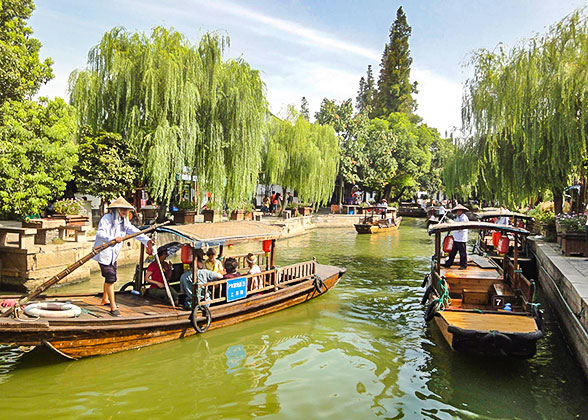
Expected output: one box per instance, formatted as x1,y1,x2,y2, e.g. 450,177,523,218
30,0,587,135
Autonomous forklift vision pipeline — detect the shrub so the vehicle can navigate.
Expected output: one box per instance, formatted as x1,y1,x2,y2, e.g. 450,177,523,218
54,198,85,215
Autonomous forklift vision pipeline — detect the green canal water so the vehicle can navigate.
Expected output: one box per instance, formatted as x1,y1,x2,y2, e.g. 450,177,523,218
0,218,587,419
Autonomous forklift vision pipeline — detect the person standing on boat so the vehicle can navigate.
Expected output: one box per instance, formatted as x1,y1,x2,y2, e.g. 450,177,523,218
443,204,469,270
93,197,154,317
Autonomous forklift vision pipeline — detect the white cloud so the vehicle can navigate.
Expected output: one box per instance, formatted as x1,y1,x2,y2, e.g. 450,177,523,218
412,67,463,134
35,0,464,134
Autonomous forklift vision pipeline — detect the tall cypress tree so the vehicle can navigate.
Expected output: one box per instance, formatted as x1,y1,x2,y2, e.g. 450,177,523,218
356,65,377,115
300,96,310,121
375,6,417,117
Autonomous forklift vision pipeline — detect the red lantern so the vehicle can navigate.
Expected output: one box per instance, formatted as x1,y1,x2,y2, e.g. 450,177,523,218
181,244,193,264
442,235,454,253
262,240,273,253
146,241,153,255
492,232,501,248
497,236,509,254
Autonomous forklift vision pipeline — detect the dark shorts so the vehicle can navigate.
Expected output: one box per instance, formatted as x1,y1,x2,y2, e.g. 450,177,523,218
99,262,118,284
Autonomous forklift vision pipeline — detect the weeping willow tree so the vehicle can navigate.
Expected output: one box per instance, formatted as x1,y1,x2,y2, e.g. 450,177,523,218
264,109,339,207
449,9,588,211
69,27,268,209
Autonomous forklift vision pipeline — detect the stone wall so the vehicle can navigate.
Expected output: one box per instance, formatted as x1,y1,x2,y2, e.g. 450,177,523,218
529,238,588,379
0,237,142,292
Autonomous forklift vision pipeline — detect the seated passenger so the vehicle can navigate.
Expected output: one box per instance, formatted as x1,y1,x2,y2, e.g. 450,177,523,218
246,253,262,291
179,252,223,309
205,248,224,274
223,257,240,279
145,248,179,305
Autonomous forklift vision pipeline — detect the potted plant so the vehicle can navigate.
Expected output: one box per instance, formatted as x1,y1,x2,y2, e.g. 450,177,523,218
557,213,588,255
286,202,299,217
359,201,369,214
51,198,89,226
298,202,313,217
172,200,197,224
231,202,256,220
202,202,220,223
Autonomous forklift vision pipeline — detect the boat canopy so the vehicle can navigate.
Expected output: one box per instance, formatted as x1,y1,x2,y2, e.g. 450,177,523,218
362,206,397,212
477,211,533,220
428,221,530,236
156,221,283,247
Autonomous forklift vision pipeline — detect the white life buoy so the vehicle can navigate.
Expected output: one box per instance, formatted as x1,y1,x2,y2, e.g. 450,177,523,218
24,302,82,318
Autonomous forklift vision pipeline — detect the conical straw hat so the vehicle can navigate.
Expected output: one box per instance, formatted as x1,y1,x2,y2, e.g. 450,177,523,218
451,204,468,212
108,196,135,210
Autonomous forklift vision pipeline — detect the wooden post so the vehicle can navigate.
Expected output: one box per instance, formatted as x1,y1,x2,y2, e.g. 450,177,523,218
270,239,276,268
136,243,145,291
513,235,519,289
435,232,441,273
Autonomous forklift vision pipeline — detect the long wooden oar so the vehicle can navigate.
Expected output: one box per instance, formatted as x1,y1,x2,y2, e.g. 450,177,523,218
1,221,170,317
152,244,176,309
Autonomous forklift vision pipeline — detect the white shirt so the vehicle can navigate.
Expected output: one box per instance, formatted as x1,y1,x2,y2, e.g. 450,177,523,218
453,213,469,243
438,205,446,215
93,212,150,265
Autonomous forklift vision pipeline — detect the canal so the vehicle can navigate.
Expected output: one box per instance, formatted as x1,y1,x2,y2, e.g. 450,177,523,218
0,218,587,419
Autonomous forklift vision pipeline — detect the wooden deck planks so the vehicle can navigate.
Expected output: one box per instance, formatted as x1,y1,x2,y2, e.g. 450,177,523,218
441,310,538,333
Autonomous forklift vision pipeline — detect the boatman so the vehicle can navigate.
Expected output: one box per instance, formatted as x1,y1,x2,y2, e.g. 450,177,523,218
94,197,154,316
443,203,469,270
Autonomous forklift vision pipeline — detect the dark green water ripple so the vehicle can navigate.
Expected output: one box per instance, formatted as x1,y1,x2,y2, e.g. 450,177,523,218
0,218,586,419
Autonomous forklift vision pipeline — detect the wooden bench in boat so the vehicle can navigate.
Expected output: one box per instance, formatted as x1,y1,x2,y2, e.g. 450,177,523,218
490,282,516,309
469,254,495,269
440,310,538,334
0,227,37,248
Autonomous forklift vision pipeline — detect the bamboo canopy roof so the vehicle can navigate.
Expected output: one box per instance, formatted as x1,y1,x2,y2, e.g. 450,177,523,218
477,210,533,220
428,221,530,236
362,206,397,212
157,221,283,246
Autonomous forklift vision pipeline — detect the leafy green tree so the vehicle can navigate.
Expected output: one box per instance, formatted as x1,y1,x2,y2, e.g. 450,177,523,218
74,130,138,202
69,27,268,210
315,98,369,202
264,108,339,207
0,0,53,106
375,6,418,118
0,98,77,216
300,96,310,121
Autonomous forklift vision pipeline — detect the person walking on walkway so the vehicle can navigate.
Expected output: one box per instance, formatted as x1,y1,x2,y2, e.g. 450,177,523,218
443,204,470,270
93,197,154,316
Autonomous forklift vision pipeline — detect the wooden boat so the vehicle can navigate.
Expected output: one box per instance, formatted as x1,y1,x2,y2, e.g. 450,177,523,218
398,202,426,217
473,210,534,263
354,206,402,234
422,221,543,357
0,221,345,359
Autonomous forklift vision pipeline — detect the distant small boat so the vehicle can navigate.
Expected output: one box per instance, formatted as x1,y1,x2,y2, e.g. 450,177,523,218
422,221,543,358
354,206,402,234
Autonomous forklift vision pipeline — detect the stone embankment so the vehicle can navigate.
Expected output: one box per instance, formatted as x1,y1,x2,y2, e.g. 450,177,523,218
0,214,359,292
529,238,588,378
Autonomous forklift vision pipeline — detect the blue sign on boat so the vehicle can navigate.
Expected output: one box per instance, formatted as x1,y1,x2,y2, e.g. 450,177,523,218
226,277,247,302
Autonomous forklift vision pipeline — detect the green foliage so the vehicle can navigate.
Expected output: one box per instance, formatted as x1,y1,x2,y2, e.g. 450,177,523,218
375,6,418,118
175,199,196,211
264,108,340,207
69,27,268,210
0,98,77,216
453,9,588,207
54,198,85,215
556,212,586,232
74,130,138,201
0,0,53,105
315,98,368,186
528,205,555,225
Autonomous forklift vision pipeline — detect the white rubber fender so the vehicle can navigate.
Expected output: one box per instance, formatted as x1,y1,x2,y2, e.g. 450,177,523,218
24,302,82,318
